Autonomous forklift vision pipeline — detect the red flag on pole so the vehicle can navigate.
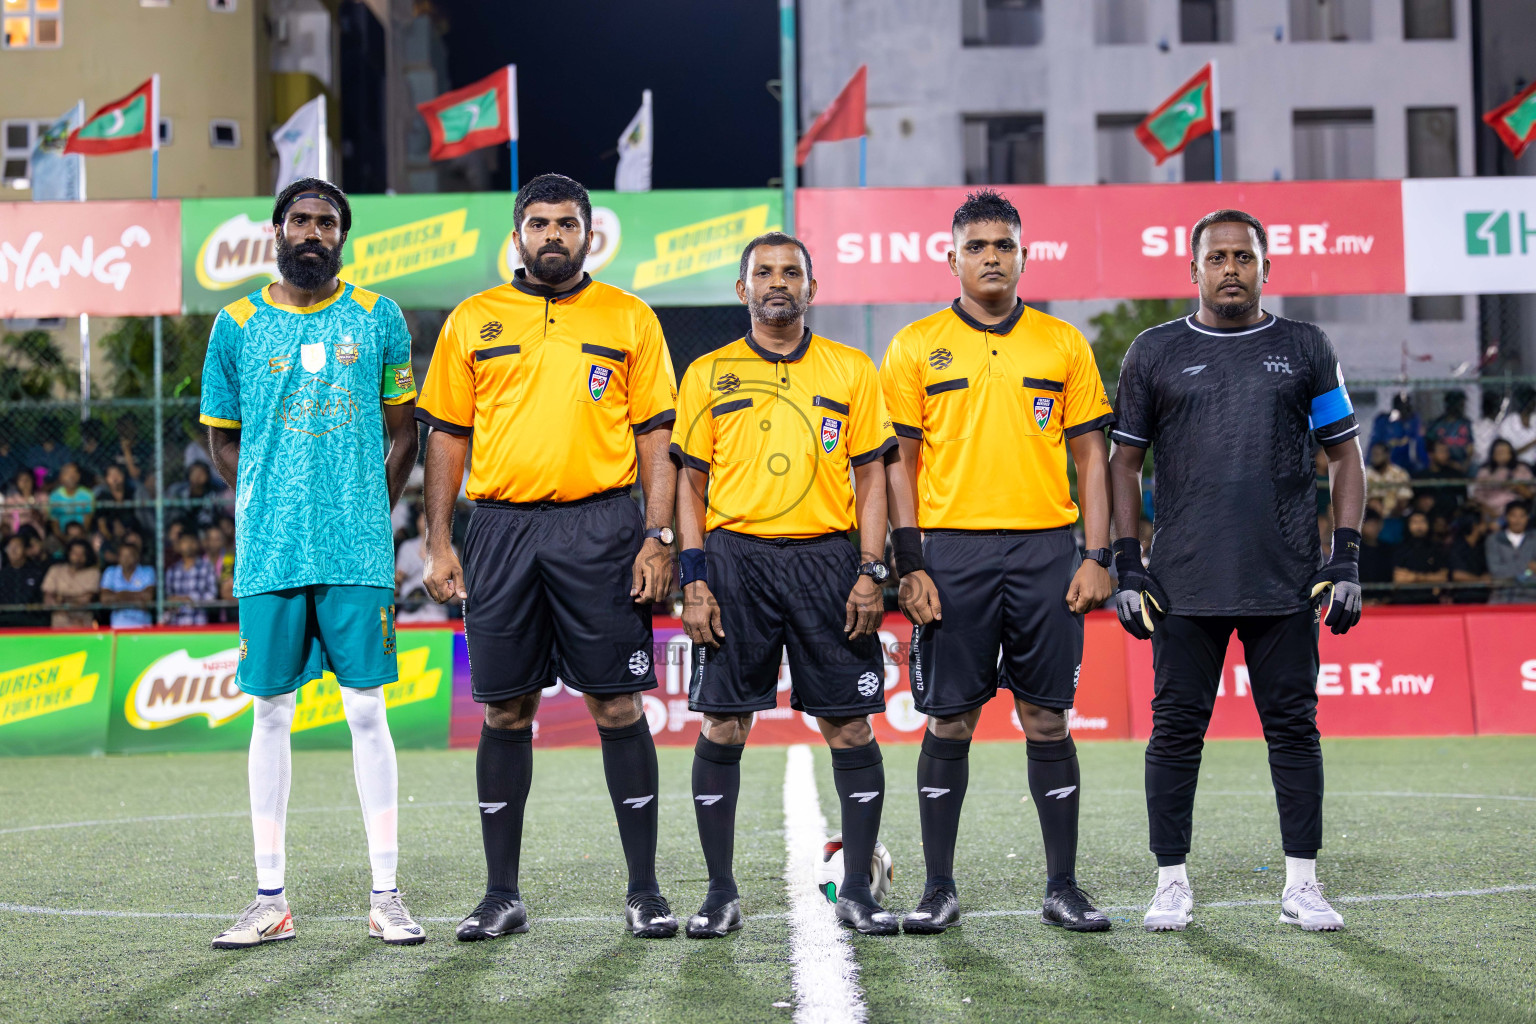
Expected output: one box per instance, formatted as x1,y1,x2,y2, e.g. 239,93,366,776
65,78,157,156
417,66,516,162
796,65,867,166
1135,63,1216,165
1482,79,1536,159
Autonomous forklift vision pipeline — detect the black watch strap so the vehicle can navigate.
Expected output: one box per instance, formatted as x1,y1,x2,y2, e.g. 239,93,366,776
1084,547,1113,568
857,560,890,583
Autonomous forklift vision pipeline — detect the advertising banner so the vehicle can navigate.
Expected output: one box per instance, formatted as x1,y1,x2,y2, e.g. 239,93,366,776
107,628,452,754
1462,611,1536,736
450,613,1131,749
796,181,1405,305
0,632,114,757
1124,611,1478,740
180,189,781,313
0,200,181,317
1402,177,1536,295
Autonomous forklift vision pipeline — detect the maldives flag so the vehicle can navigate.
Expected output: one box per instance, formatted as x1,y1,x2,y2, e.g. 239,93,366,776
418,65,516,161
1135,63,1215,165
65,77,157,156
796,64,867,166
1483,79,1536,159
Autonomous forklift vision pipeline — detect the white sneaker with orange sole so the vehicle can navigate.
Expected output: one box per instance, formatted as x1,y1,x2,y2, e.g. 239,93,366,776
212,897,295,949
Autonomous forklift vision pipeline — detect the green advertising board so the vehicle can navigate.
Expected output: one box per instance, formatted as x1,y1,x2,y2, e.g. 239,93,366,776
181,190,781,313
106,629,453,754
0,632,114,756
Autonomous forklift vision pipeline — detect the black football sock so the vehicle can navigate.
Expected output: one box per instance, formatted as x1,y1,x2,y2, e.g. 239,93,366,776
598,717,661,896
916,731,970,892
692,734,744,909
1027,735,1081,895
831,740,885,908
477,723,533,899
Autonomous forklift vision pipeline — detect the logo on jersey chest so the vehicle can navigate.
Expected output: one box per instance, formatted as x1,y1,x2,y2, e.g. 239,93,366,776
928,348,953,370
715,373,740,395
335,339,359,366
821,416,842,453
1263,356,1293,374
1033,396,1055,430
589,364,612,401
301,342,326,374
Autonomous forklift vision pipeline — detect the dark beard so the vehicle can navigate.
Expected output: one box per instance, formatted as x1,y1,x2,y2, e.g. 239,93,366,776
1211,296,1258,320
517,237,591,286
747,291,806,325
275,236,344,292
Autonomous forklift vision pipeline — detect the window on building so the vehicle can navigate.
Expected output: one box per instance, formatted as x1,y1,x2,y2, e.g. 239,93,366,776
209,0,236,10
1403,0,1453,39
1290,0,1371,41
1180,0,1232,43
1097,113,1155,184
1283,295,1372,323
209,120,241,149
157,119,174,146
964,114,1046,184
962,0,1043,47
1095,0,1146,44
1,119,54,186
1410,296,1465,321
1183,112,1235,181
3,0,62,49
1293,108,1375,179
1407,107,1458,177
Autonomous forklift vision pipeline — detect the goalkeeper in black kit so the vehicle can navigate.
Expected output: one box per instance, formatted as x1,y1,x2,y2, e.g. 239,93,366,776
1106,209,1365,933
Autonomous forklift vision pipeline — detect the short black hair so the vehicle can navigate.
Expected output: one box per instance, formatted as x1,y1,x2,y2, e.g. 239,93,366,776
66,538,95,566
738,231,813,282
273,177,351,235
952,188,1021,235
1190,209,1268,257
514,173,592,233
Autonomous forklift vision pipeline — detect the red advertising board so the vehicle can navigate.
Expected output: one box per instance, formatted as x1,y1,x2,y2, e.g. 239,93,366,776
797,181,1404,306
451,613,1131,749
1463,611,1536,735
1125,609,1477,740
0,200,181,317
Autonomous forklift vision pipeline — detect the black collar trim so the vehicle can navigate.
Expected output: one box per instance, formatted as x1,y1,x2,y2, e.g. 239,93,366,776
745,327,813,363
511,268,594,300
950,298,1025,335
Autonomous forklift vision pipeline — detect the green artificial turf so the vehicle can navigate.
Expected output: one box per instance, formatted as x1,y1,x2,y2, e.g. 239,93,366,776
1,737,1533,1024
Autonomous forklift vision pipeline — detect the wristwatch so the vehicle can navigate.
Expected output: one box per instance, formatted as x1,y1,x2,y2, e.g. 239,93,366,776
1084,547,1113,568
857,560,891,583
644,527,675,545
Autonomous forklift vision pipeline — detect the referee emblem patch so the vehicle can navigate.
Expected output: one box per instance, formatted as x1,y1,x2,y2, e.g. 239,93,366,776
1033,396,1055,430
589,364,612,401
857,671,880,697
628,648,651,677
821,416,842,453
928,348,953,370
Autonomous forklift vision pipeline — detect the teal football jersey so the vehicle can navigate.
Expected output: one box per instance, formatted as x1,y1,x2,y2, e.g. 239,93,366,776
199,283,416,598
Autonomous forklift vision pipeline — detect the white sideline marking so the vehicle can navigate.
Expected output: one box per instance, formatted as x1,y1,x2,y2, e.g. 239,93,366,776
963,884,1536,918
782,744,867,1024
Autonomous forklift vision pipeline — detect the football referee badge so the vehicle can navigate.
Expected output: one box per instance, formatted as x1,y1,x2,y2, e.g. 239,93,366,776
821,416,843,453
1033,396,1055,431
588,364,612,401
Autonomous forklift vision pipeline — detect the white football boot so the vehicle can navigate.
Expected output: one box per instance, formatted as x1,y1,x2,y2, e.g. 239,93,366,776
1279,880,1344,931
1143,877,1195,932
369,890,427,945
212,897,295,949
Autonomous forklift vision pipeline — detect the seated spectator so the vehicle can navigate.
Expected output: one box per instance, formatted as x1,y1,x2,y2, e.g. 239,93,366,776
167,462,225,534
202,525,236,606
1426,390,1473,474
1487,502,1536,604
1503,386,1536,465
100,538,155,628
395,509,451,622
76,419,115,487
1365,442,1413,519
49,462,95,536
1392,510,1446,604
112,413,151,483
0,531,49,627
164,531,218,626
1473,439,1536,520
93,464,143,539
1358,510,1395,597
1447,515,1491,604
1472,391,1508,468
42,538,101,629
0,427,21,493
24,416,72,481
1412,441,1466,522
1371,393,1426,473
3,467,49,537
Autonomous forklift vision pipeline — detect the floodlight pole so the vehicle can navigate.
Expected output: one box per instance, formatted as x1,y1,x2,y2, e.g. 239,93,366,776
779,0,796,234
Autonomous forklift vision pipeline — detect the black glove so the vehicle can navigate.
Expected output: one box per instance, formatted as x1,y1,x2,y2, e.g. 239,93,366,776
1309,528,1363,635
1112,538,1170,641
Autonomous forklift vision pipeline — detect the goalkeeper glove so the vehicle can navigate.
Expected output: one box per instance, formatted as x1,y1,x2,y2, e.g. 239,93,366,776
1309,528,1363,635
1112,537,1169,641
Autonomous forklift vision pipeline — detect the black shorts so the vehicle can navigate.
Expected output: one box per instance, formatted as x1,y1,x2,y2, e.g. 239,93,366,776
910,528,1083,716
462,489,657,703
688,529,886,719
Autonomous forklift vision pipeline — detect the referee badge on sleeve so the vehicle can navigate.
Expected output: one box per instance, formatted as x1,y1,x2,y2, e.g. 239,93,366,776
588,364,612,401
1033,396,1055,431
821,416,842,453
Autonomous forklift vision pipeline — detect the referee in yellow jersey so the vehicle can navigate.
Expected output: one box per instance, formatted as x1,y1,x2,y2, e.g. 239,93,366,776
415,174,680,940
672,233,899,937
881,189,1117,934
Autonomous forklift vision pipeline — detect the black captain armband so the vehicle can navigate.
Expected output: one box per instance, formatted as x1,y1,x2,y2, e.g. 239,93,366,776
891,527,924,576
679,548,708,587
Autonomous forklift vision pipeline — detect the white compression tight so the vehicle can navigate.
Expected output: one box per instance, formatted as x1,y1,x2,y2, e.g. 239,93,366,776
247,687,400,894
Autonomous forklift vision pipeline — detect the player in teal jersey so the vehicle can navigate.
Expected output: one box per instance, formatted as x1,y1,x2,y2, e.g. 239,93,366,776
200,179,426,950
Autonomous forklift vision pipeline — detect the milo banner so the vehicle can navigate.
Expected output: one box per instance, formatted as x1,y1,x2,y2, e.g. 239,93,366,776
181,190,781,313
107,628,453,754
0,632,114,756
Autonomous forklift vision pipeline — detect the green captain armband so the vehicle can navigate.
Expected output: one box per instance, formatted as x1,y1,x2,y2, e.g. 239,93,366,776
382,362,416,404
